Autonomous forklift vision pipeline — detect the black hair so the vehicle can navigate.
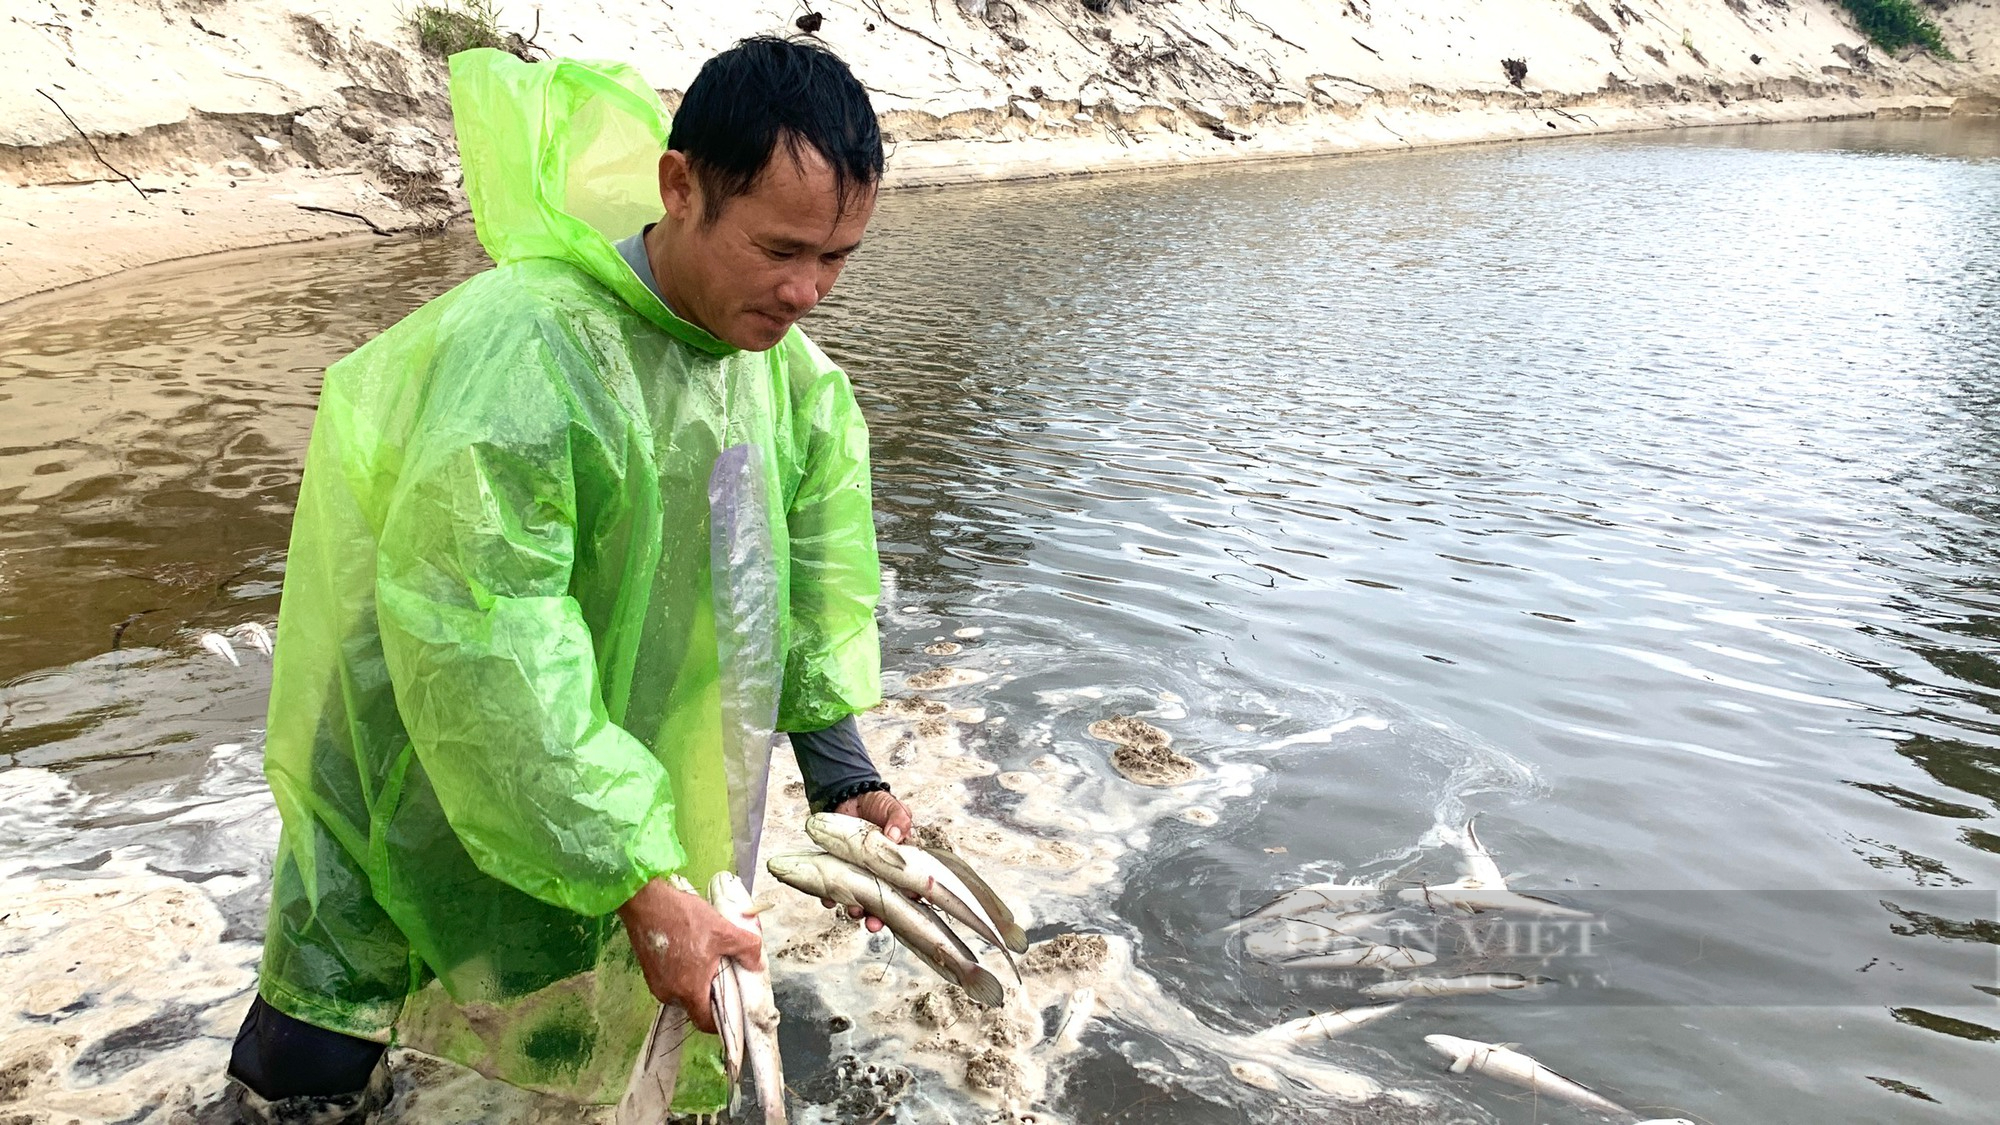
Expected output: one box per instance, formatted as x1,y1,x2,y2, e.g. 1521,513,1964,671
668,36,884,224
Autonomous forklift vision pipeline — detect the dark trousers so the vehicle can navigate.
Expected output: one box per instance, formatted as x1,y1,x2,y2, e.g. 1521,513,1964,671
229,994,388,1101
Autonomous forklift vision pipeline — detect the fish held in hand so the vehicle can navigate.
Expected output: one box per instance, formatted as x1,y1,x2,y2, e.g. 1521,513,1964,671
710,959,747,1088
711,871,785,1124
1423,1034,1627,1117
921,841,1028,953
768,851,1006,1007
806,812,1022,969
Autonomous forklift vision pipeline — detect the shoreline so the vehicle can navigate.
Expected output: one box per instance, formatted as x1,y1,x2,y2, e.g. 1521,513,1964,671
0,90,1976,311
5,0,1994,308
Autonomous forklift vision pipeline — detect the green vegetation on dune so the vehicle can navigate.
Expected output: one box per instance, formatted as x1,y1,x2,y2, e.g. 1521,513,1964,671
407,0,506,58
1835,0,1955,59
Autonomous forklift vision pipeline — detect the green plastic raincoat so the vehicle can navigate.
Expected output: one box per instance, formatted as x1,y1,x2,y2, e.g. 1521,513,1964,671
256,49,881,1110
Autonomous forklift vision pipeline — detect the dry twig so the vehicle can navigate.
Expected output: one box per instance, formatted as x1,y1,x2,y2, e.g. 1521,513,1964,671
37,88,150,201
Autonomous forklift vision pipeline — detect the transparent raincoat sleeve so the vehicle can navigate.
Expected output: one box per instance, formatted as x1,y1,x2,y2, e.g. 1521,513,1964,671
778,359,884,733
372,320,686,920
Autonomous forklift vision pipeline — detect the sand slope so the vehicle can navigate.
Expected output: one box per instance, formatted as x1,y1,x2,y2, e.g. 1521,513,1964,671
2,0,1996,303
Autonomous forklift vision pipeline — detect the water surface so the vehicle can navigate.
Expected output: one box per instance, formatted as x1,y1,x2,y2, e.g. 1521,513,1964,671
3,119,1997,1123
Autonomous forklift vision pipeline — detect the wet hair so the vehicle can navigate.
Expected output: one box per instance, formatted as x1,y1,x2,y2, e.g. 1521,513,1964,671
668,36,884,224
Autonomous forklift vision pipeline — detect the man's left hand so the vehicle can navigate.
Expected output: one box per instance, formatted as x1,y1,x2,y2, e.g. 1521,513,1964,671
823,789,914,933
834,788,913,844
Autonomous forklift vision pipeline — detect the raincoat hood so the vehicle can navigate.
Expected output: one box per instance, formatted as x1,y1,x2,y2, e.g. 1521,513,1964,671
451,48,736,356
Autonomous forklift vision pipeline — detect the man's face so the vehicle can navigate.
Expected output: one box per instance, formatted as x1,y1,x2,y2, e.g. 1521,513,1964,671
654,144,876,352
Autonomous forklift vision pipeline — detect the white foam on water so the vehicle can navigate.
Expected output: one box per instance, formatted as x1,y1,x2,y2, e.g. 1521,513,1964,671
1,659,1496,1123
1254,715,1391,751
749,667,1445,1122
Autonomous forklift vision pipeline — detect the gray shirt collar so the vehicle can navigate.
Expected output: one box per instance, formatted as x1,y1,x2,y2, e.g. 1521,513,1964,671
614,227,673,312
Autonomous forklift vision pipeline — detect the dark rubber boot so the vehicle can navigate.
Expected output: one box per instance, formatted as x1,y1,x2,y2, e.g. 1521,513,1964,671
230,1061,390,1125
227,995,391,1124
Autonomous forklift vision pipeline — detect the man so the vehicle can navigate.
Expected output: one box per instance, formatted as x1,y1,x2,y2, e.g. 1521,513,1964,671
227,37,907,1122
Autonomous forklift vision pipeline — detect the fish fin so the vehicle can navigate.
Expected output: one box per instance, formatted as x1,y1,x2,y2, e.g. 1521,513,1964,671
923,845,1024,946
1448,1052,1473,1075
963,964,1006,1008
911,897,980,963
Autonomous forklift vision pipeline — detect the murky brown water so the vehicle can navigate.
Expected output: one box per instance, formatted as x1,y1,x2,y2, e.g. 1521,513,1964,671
3,119,1998,1123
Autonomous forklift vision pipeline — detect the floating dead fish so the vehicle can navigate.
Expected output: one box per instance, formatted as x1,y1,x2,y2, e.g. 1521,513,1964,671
198,632,239,667
1395,884,1593,918
1241,910,1397,960
1361,973,1544,1001
1283,944,1435,970
1250,1002,1404,1046
1423,1034,1627,1117
768,851,1006,1006
1231,881,1380,928
231,621,274,656
1450,818,1505,889
1399,818,1592,917
1049,986,1095,1050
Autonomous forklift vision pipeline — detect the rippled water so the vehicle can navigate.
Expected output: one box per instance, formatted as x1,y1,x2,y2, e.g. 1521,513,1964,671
3,119,1997,1123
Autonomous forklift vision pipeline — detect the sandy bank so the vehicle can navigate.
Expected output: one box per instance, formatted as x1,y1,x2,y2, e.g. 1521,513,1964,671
3,0,1997,306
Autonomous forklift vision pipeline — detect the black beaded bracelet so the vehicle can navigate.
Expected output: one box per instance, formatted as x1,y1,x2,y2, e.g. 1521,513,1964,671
812,778,892,814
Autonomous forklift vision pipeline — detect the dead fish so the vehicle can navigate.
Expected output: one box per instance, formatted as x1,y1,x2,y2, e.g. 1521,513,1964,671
806,812,1021,972
1450,817,1506,889
922,843,1029,953
1250,1002,1403,1046
617,1007,689,1125
1230,881,1380,928
231,621,274,657
710,953,747,1088
1283,944,1436,970
1399,818,1591,917
1049,986,1094,1050
1361,973,1543,1001
1395,883,1593,918
198,632,239,667
711,871,785,1124
767,851,1006,1006
1423,1034,1627,1117
1241,910,1397,960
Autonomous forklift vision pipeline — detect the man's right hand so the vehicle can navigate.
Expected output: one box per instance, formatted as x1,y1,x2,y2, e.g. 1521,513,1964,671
618,877,766,1034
